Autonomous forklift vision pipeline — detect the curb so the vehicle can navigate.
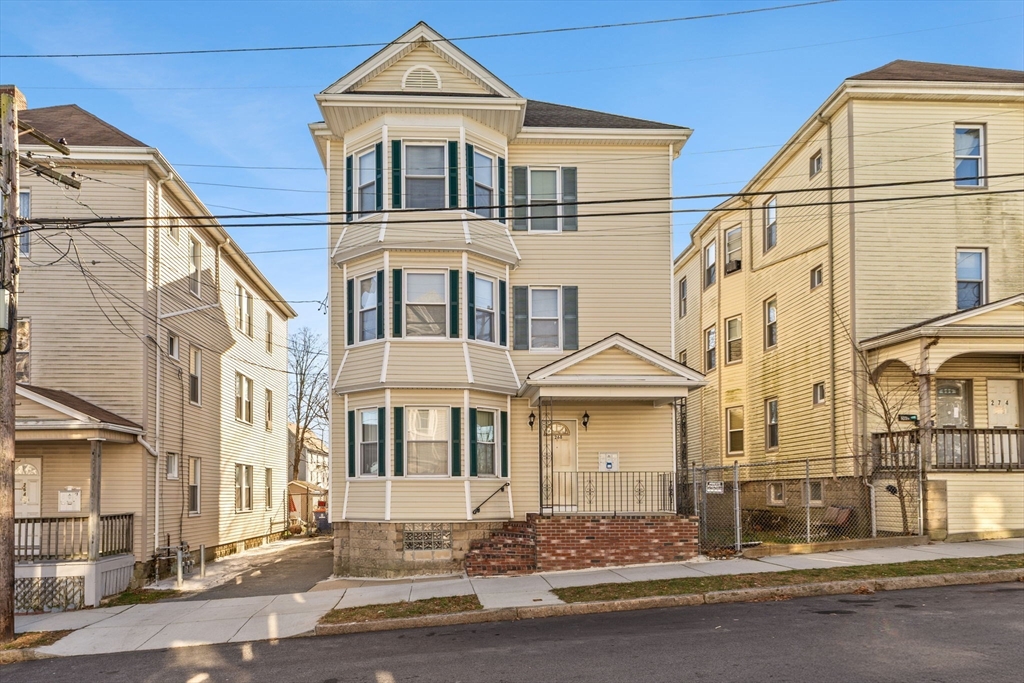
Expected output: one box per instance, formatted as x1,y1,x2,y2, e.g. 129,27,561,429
0,648,54,665
313,568,1024,637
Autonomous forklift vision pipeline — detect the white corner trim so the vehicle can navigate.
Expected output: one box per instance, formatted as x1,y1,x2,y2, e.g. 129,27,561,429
464,480,473,521
331,226,348,258
378,213,389,243
332,349,349,389
384,480,392,521
463,342,474,383
506,482,514,519
504,229,522,261
380,341,391,383
462,214,472,244
505,349,521,388
341,481,350,520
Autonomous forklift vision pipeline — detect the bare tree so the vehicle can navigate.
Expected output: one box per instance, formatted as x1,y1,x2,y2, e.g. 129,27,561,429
289,327,329,482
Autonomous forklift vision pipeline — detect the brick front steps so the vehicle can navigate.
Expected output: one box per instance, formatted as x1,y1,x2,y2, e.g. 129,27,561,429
465,514,700,577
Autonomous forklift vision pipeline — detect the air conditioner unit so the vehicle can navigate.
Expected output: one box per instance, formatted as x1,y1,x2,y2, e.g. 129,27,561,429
725,259,742,274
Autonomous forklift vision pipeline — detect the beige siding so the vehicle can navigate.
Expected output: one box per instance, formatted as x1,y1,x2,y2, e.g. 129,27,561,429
567,347,671,376
354,45,494,95
466,344,519,393
931,472,1024,535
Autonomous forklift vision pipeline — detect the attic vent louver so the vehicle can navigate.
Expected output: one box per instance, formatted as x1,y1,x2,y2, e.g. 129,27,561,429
402,65,441,91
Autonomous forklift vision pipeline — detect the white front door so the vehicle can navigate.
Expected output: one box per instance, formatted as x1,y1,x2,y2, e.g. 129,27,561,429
549,421,577,510
14,458,41,518
988,380,1021,428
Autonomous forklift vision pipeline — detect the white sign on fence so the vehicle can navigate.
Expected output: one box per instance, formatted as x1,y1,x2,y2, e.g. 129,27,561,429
705,481,725,494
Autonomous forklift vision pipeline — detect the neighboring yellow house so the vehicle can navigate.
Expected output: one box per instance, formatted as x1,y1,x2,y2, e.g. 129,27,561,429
12,95,297,610
313,23,705,577
674,61,1023,542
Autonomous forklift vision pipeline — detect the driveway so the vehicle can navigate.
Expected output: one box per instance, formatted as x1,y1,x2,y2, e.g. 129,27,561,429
180,535,334,600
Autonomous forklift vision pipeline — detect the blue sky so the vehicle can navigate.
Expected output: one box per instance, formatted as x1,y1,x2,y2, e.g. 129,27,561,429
2,0,1022,337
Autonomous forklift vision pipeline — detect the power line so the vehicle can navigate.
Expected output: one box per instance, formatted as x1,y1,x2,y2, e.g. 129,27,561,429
0,2,838,59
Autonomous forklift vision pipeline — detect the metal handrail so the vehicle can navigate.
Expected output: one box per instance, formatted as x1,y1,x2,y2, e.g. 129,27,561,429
472,482,509,515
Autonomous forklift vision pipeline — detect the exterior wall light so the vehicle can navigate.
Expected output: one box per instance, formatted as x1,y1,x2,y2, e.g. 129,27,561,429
528,411,536,430
582,410,590,431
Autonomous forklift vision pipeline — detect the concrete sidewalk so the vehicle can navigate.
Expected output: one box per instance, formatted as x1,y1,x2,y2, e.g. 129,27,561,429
15,537,1023,658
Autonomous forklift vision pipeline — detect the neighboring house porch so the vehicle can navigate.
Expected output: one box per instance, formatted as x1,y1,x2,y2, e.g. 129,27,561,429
14,385,143,612
864,295,1024,541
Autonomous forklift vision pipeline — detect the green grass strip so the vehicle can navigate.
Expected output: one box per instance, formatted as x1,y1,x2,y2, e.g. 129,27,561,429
320,594,483,624
553,554,1024,603
103,589,180,607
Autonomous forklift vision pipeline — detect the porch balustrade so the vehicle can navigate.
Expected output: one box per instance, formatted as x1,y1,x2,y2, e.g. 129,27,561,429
14,513,134,562
547,471,675,513
872,428,1023,470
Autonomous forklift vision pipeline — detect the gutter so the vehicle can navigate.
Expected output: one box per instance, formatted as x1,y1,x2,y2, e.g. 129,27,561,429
153,170,173,556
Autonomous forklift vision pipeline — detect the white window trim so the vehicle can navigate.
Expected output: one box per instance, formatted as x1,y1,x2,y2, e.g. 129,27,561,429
403,269,448,339
807,480,825,507
166,452,179,480
471,148,497,219
265,388,273,432
764,197,778,252
678,278,687,318
265,468,274,510
474,273,497,344
235,372,254,424
355,146,379,217
764,297,778,350
810,265,824,290
704,241,716,289
358,407,381,478
705,326,716,372
529,286,562,353
235,463,253,513
954,124,986,188
405,405,451,478
402,140,448,211
767,482,785,506
167,331,179,360
725,315,742,365
726,406,744,456
765,398,779,451
188,457,201,516
18,189,30,257
527,166,563,233
189,237,202,298
813,382,826,405
724,226,742,271
189,347,202,406
265,311,274,354
474,407,499,477
356,272,379,343
810,151,823,178
955,247,987,309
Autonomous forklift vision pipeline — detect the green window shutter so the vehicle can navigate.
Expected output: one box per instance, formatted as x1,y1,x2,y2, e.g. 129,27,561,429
345,155,354,223
374,142,384,212
512,166,528,230
448,140,459,209
497,157,507,223
391,140,402,209
449,270,459,338
392,268,403,337
451,407,462,476
513,286,529,350
375,270,385,340
346,278,354,346
561,167,578,231
466,271,476,341
393,407,404,476
347,410,356,478
498,279,507,347
377,406,386,476
563,286,579,351
469,408,478,477
465,143,475,212
500,411,508,478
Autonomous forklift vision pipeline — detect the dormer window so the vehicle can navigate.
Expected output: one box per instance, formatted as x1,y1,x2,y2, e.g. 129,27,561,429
402,65,442,91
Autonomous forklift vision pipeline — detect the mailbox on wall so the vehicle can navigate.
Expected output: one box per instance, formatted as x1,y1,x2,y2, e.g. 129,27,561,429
598,452,619,472
58,486,82,512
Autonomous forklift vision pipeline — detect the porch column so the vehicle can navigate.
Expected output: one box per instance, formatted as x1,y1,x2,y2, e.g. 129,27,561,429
88,438,104,561
918,373,933,470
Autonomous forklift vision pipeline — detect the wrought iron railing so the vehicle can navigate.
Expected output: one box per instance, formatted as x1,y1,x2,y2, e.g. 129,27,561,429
546,471,675,513
14,513,134,562
872,428,1023,470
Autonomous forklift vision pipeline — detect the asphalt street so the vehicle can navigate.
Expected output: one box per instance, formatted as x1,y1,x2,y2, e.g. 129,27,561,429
8,582,1024,682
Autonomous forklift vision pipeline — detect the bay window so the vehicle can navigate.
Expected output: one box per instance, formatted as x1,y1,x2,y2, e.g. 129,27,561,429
406,272,447,337
407,407,449,476
357,148,377,217
474,276,495,342
359,409,379,476
474,409,497,476
473,150,494,218
358,274,378,341
406,144,446,209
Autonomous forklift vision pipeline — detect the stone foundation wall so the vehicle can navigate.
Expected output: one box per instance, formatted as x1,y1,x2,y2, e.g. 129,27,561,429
333,521,506,578
530,514,699,572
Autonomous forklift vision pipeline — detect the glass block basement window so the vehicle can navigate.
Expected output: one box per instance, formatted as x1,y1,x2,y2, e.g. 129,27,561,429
403,523,453,551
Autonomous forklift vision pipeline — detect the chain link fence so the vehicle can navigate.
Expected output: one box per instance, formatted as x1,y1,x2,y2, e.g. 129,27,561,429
691,452,921,556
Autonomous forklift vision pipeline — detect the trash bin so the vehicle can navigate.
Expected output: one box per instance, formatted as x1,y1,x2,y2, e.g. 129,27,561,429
314,511,330,533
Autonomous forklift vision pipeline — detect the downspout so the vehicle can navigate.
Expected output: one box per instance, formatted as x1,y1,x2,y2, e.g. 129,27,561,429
817,114,838,478
153,171,173,554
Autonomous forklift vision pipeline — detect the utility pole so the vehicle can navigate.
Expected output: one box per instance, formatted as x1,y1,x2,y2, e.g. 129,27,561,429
0,86,21,644
0,85,77,643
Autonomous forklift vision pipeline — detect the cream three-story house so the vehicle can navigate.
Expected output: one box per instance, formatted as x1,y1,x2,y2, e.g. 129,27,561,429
675,61,1023,543
314,24,704,577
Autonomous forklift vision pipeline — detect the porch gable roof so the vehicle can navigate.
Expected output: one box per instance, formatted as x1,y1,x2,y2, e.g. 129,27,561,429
861,294,1024,350
16,384,143,435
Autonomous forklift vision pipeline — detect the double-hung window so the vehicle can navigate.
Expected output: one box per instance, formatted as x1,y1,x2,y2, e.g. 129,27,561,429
166,452,179,480
265,388,273,431
15,319,29,383
726,407,744,455
764,197,777,251
725,227,742,273
358,274,378,341
810,151,823,177
956,248,985,309
167,331,179,360
678,278,687,317
473,150,494,218
475,409,497,476
474,276,496,342
726,316,742,364
405,144,446,209
189,347,202,405
406,272,447,337
188,458,201,514
235,372,253,424
265,311,273,353
235,464,253,512
529,169,559,231
189,237,202,297
813,382,826,405
234,286,253,337
530,288,560,350
265,468,273,509
954,126,984,187
406,407,449,476
359,409,379,476
764,297,778,349
512,166,576,231
705,326,717,371
18,190,30,256
810,265,824,289
765,399,779,450
704,241,716,288
357,148,377,216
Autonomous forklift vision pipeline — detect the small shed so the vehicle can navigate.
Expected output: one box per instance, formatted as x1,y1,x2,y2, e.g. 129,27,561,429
288,480,328,526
